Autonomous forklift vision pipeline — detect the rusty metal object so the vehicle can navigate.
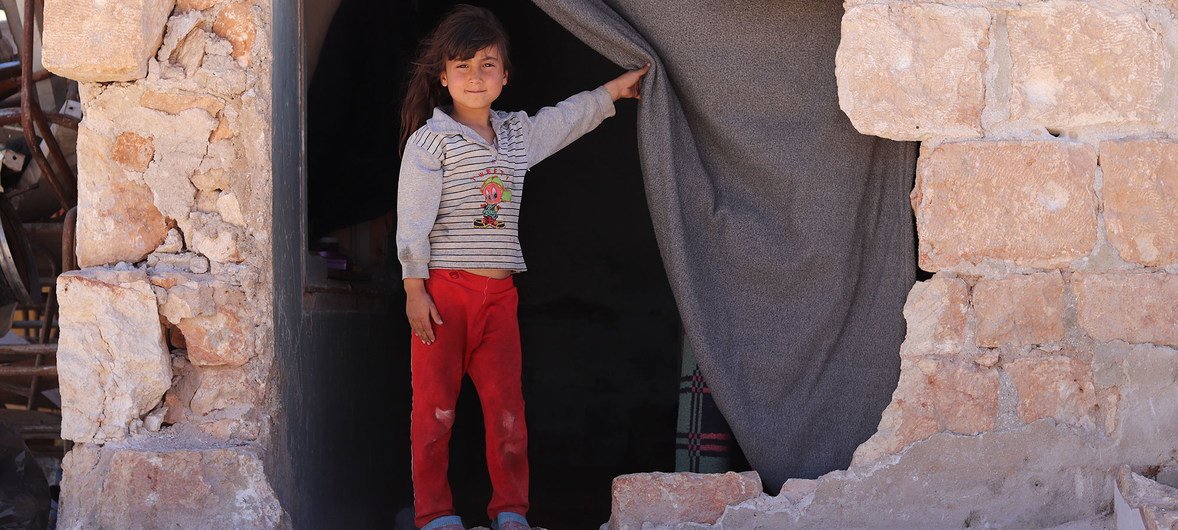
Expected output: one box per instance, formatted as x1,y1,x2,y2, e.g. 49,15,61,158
24,207,70,407
18,0,75,211
0,108,77,129
0,365,54,377
0,344,54,356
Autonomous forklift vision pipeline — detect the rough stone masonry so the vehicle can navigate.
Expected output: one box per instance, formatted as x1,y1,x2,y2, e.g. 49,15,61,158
613,0,1178,527
43,0,285,527
37,0,1178,528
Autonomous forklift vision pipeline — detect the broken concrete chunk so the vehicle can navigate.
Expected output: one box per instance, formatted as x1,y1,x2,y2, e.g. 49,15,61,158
609,471,762,528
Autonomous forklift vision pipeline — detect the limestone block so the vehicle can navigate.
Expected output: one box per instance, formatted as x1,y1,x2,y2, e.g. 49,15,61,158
913,141,1098,270
899,275,969,359
1008,1,1166,131
1099,140,1178,266
609,471,762,528
42,0,176,82
1005,355,1113,433
836,4,989,140
59,442,287,529
213,1,258,66
75,123,169,268
1074,273,1178,346
216,192,246,227
79,83,217,249
149,270,241,324
56,269,170,443
972,272,1065,347
179,307,251,367
852,359,999,464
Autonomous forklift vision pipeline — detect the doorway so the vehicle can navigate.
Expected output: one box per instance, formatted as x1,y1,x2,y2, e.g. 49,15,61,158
300,1,682,527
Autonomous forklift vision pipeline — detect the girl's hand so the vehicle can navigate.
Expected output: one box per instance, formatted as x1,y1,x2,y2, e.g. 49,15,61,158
604,63,651,101
405,279,443,345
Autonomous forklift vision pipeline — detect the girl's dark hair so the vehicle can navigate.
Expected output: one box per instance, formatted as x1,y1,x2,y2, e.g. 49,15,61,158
399,5,512,155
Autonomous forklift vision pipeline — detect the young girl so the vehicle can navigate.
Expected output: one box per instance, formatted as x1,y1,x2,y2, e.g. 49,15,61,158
396,5,649,530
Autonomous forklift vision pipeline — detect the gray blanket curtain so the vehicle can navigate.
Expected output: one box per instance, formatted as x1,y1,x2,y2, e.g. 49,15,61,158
531,0,917,491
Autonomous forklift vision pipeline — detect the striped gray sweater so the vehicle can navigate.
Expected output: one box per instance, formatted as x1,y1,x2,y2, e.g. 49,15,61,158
396,87,616,278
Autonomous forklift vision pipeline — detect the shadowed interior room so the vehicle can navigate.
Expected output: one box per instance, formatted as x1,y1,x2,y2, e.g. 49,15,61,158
302,1,686,527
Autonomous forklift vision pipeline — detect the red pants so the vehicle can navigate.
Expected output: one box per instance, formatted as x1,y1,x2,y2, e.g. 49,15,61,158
411,269,529,527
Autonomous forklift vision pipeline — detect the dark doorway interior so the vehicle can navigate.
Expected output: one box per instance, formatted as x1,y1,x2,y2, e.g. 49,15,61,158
304,1,681,527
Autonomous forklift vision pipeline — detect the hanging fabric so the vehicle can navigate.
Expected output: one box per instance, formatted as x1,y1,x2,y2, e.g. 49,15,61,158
530,0,917,491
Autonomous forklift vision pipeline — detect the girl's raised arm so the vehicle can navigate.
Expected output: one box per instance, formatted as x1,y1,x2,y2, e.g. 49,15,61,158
524,64,651,168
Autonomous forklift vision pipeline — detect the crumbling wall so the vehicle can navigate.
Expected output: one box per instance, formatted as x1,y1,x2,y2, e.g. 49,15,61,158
609,1,1178,527
42,0,286,527
714,0,1178,526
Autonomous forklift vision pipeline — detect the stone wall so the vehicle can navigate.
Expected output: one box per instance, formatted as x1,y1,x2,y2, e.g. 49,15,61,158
709,0,1178,526
43,0,285,527
613,0,1178,527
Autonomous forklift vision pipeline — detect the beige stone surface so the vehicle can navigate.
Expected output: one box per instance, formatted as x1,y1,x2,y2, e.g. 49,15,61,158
973,272,1066,347
75,123,169,267
913,141,1098,270
1006,355,1113,433
111,132,155,173
836,4,989,141
898,275,969,359
57,269,171,443
177,0,220,11
1099,140,1178,266
141,89,226,117
183,211,247,263
852,359,999,464
42,0,176,82
179,307,251,367
1074,272,1178,346
1008,1,1166,131
79,82,217,244
610,471,762,528
59,441,287,529
213,1,258,66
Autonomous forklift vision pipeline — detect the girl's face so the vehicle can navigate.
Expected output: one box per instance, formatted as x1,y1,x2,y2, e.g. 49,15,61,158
440,46,508,114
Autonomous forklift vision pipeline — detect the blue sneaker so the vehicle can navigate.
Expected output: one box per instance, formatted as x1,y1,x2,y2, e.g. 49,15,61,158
421,515,465,530
491,512,530,530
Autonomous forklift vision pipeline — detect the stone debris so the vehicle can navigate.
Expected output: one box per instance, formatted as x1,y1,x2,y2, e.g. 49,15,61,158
1115,466,1178,530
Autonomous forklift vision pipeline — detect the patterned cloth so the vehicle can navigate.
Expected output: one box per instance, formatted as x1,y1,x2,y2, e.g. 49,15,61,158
676,339,735,473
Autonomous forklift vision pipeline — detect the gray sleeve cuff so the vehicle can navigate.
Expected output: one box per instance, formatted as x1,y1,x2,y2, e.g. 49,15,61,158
401,262,430,279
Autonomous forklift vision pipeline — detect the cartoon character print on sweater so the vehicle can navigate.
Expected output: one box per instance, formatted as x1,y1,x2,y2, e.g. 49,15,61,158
474,168,513,229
